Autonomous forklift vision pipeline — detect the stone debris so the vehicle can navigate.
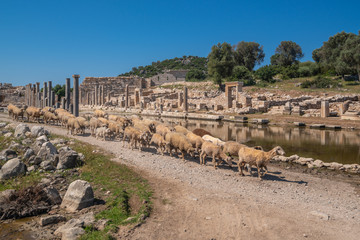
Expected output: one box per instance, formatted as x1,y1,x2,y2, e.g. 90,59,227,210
61,180,94,212
0,158,26,180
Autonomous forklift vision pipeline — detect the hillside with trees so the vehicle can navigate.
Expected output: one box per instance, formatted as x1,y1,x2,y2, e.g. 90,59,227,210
119,56,207,79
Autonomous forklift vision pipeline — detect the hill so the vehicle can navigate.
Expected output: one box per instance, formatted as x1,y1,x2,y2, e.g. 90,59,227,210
119,56,207,78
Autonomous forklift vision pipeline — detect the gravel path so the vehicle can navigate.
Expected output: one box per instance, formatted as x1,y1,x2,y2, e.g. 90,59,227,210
2,115,360,240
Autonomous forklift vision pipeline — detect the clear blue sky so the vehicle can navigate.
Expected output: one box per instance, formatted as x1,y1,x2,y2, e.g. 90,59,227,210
0,0,359,86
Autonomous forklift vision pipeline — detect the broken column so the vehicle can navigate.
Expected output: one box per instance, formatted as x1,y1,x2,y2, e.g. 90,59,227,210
47,81,52,107
226,90,232,109
94,85,98,106
61,97,66,109
87,92,90,105
73,74,80,117
35,82,40,107
100,85,104,105
43,82,47,107
65,78,71,110
125,84,129,109
178,92,183,109
183,87,188,112
321,101,329,118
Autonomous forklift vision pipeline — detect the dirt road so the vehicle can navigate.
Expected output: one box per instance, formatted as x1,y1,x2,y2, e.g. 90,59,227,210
2,115,360,240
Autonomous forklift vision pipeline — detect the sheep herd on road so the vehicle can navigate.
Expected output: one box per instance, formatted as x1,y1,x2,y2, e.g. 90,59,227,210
7,104,285,179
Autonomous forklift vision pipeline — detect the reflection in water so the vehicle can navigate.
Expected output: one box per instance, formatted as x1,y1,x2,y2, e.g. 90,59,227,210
156,118,360,165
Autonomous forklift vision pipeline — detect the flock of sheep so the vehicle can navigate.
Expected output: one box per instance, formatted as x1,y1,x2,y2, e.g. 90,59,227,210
7,104,286,179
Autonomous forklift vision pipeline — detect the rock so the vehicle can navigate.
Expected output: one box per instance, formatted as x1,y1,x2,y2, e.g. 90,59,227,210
94,219,108,231
25,132,32,138
36,135,48,144
31,126,45,137
14,123,30,138
29,156,43,165
21,138,33,145
287,155,299,162
23,148,35,160
54,219,85,238
78,212,95,227
51,138,66,145
294,157,313,165
27,165,37,172
4,132,12,137
0,122,7,128
0,149,17,161
57,148,80,170
37,142,57,157
309,211,330,220
329,162,343,170
44,186,62,205
61,180,94,212
9,142,22,151
0,189,16,203
312,160,324,168
0,158,26,180
40,160,56,171
62,227,85,240
39,214,66,226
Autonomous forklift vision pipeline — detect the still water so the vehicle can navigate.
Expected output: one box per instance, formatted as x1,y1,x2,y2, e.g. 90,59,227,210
158,118,360,165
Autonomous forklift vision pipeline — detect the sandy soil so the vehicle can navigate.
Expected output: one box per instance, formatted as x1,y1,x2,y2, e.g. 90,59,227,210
1,114,360,240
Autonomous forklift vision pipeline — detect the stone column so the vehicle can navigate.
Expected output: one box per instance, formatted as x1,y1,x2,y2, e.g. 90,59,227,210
65,78,71,110
51,91,55,107
183,86,188,112
73,74,80,117
178,92,183,109
100,85,104,105
321,101,329,118
47,81,52,107
94,85,98,106
61,97,66,109
125,84,129,109
87,92,90,105
227,90,232,109
107,92,111,103
236,82,243,101
25,84,29,105
43,82,47,107
35,82,40,107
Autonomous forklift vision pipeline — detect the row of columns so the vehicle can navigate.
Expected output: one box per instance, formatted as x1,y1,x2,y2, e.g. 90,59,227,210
24,75,80,117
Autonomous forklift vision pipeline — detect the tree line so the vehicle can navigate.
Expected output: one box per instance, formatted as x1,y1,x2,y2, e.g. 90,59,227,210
203,31,360,88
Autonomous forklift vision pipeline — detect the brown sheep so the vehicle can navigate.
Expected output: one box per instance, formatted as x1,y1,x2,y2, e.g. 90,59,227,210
89,117,104,136
108,114,119,122
98,117,109,127
122,126,147,151
192,128,212,137
94,109,107,118
238,146,285,179
108,120,123,140
164,132,195,162
200,141,232,169
76,117,89,134
133,122,152,146
150,133,170,155
43,111,58,125
95,127,112,141
186,132,204,152
25,107,42,122
156,124,175,137
174,125,189,135
12,106,25,121
7,104,16,118
67,117,81,135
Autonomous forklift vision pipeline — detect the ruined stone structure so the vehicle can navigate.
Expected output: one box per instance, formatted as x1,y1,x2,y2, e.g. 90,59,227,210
0,83,24,105
148,70,189,86
80,76,146,106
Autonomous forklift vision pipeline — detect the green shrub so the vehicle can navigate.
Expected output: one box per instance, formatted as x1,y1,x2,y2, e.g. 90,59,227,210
228,66,256,86
301,76,340,88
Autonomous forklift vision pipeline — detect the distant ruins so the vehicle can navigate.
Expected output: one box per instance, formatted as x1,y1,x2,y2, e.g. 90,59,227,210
0,83,24,105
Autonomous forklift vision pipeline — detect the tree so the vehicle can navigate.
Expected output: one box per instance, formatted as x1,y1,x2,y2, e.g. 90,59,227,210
312,31,356,77
233,41,265,71
230,65,255,86
186,69,206,81
255,65,279,83
52,84,65,97
271,41,304,66
207,42,235,89
340,33,360,80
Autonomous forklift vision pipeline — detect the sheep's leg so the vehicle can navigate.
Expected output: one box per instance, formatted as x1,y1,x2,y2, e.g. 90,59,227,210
262,165,268,176
257,167,262,179
181,151,185,162
238,160,244,176
212,155,217,169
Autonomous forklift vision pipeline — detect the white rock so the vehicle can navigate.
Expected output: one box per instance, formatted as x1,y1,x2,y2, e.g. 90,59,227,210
61,180,94,212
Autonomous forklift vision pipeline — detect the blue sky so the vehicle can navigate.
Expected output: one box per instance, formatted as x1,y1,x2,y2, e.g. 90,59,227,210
0,0,359,86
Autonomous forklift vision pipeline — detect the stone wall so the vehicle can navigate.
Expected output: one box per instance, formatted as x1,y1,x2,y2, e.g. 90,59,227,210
0,83,25,106
148,70,188,86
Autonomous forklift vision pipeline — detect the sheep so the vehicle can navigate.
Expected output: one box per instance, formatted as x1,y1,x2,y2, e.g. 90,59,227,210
95,127,112,141
7,104,16,118
202,134,225,147
238,146,285,179
199,141,232,169
192,128,212,137
122,126,147,151
108,120,123,140
174,125,189,135
12,106,25,121
133,122,152,146
25,107,42,122
94,109,107,118
66,117,81,135
141,119,160,133
186,132,204,153
108,114,119,122
150,133,170,155
98,117,109,127
164,132,195,162
76,117,89,134
89,117,104,136
156,124,174,137
58,111,74,127
43,111,58,125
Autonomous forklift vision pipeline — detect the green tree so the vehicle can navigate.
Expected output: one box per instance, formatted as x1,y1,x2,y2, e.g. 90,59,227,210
340,33,360,80
271,41,304,66
255,65,279,83
233,41,265,71
312,31,356,77
207,42,235,89
229,65,255,86
52,84,65,97
185,69,206,82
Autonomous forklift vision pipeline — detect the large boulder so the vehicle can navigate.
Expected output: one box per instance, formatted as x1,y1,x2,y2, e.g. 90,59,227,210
55,218,85,239
0,158,26,180
0,149,17,161
14,124,30,138
57,147,81,170
37,142,58,166
43,186,62,205
0,189,16,203
31,126,46,137
61,180,94,212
